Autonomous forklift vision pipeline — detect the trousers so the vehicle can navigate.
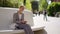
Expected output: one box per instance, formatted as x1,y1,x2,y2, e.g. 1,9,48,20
15,23,34,34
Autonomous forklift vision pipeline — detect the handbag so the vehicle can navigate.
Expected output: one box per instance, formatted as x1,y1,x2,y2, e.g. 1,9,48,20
10,23,17,29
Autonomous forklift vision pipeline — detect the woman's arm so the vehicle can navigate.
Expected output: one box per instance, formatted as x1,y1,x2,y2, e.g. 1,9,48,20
13,13,27,24
13,13,19,23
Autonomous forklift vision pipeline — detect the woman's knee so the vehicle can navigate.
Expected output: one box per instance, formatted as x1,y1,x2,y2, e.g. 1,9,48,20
23,24,30,28
25,24,30,27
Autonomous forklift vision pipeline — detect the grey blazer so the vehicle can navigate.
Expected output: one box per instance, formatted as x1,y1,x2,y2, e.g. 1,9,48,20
13,12,24,23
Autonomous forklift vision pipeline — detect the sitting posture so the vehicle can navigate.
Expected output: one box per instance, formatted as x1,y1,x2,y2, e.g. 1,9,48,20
13,6,34,34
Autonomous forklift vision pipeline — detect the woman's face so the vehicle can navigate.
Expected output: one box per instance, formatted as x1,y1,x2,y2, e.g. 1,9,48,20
19,6,24,13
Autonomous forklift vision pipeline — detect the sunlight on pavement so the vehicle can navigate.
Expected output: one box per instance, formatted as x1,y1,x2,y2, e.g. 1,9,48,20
33,14,60,34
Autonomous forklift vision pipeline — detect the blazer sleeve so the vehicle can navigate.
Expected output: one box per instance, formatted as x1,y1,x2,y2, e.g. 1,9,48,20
13,13,19,23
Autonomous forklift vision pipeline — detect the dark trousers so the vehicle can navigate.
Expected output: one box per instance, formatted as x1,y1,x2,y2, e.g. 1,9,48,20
15,23,34,34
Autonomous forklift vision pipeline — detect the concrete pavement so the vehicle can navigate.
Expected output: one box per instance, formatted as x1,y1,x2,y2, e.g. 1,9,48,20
33,14,60,34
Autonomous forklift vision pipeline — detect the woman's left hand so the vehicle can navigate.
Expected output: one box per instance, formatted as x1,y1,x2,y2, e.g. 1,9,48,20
21,20,27,24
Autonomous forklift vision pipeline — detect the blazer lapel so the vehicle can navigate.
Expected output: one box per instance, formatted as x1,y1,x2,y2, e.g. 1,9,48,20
16,13,19,21
21,13,24,20
16,13,24,20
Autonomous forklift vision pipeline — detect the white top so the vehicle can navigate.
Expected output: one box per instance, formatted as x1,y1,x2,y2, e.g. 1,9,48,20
19,14,22,19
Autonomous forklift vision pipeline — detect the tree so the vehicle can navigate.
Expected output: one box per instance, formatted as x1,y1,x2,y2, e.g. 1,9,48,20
23,0,26,5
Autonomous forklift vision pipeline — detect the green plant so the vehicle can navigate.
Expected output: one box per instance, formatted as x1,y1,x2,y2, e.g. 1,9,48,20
47,2,60,16
0,0,24,8
39,0,48,11
25,0,31,10
0,0,3,7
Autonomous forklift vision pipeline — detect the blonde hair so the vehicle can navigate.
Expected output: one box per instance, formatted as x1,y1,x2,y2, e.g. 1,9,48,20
19,5,25,8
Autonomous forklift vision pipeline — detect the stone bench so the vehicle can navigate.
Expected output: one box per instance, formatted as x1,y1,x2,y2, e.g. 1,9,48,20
0,7,45,34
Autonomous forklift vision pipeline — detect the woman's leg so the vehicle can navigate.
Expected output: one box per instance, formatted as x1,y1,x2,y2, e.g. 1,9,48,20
25,24,34,34
18,24,34,34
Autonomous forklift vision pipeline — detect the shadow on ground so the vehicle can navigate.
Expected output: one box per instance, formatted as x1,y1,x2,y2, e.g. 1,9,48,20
34,29,47,34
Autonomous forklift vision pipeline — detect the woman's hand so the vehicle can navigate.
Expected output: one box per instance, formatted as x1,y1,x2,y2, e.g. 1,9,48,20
20,19,27,24
21,21,27,24
23,21,27,24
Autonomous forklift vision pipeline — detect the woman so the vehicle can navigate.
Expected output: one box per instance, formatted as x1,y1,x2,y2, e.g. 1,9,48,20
13,6,34,34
